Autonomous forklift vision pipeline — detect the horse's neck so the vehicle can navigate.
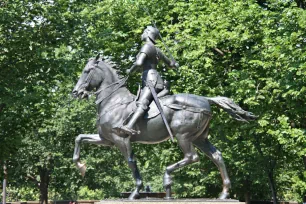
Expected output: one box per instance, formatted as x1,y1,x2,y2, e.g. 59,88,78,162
95,62,134,113
96,82,133,113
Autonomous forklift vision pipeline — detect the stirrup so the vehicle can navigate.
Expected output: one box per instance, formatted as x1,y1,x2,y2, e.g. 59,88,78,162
115,126,140,136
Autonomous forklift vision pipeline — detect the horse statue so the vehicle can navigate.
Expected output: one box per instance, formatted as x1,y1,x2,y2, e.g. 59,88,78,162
72,55,257,200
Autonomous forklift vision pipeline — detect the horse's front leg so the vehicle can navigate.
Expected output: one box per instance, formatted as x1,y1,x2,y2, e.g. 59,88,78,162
114,136,143,200
72,134,113,177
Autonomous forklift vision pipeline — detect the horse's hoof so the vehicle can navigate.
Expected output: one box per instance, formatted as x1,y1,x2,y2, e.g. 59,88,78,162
128,190,140,200
218,192,230,199
77,162,86,177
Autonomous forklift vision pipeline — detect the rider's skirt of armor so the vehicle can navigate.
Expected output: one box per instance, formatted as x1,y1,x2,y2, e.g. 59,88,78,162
142,69,164,90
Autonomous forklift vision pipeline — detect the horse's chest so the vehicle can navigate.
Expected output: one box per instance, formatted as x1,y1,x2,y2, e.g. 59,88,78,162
99,107,127,127
98,95,134,125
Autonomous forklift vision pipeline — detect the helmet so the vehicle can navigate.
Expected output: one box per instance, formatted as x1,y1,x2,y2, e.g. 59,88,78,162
143,26,160,43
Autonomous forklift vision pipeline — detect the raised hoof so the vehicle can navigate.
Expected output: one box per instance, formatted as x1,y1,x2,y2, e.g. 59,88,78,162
128,190,140,200
218,191,230,199
76,162,87,177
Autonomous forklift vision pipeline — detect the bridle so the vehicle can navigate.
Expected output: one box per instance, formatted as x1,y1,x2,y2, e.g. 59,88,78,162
79,58,129,105
79,59,101,91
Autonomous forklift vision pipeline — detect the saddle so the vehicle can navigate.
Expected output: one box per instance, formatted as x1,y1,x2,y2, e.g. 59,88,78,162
129,95,211,120
127,96,164,120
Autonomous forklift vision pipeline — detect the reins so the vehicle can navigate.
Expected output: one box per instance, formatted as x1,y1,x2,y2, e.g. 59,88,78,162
95,76,129,105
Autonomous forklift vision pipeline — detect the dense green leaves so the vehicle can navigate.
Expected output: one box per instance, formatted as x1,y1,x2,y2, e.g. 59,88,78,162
1,0,305,203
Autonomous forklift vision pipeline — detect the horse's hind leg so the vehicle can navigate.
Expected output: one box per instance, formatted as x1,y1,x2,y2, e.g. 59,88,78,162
73,134,113,177
163,137,200,198
193,132,231,199
115,137,143,200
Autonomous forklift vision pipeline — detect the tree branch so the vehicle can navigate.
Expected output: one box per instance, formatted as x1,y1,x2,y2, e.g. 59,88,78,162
214,48,225,56
26,174,40,188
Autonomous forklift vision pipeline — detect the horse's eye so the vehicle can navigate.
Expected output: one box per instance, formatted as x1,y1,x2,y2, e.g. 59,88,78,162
84,68,91,73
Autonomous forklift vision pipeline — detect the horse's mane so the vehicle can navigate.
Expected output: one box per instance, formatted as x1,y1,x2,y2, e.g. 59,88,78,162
97,56,124,78
98,56,118,69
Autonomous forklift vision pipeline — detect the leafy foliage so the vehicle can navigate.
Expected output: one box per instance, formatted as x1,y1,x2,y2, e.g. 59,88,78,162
1,0,305,203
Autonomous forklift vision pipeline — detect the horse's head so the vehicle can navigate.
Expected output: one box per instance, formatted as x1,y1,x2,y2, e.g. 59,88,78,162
72,55,104,99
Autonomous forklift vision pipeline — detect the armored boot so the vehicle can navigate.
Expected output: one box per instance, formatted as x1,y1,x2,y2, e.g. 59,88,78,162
120,100,149,135
119,87,152,136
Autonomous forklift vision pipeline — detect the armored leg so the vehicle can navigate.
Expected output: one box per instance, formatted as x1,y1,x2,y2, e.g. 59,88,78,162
120,87,154,135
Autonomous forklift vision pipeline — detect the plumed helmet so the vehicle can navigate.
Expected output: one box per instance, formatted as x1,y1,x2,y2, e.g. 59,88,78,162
144,26,160,43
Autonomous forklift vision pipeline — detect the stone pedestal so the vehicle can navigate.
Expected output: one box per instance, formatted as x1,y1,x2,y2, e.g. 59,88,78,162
95,199,242,204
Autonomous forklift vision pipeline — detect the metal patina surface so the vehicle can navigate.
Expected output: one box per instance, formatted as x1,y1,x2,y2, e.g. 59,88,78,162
72,27,257,200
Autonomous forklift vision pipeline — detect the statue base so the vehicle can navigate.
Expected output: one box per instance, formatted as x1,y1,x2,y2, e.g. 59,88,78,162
121,192,167,199
95,198,242,204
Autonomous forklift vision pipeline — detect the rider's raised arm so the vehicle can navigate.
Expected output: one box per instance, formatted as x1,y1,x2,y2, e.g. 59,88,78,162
128,43,154,74
127,51,146,74
157,48,175,69
135,52,146,66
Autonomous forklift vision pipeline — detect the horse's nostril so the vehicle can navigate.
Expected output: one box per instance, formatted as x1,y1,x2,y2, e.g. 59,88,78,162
72,90,78,97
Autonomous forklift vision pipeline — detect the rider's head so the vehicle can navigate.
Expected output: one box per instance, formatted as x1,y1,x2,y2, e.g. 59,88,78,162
141,26,160,44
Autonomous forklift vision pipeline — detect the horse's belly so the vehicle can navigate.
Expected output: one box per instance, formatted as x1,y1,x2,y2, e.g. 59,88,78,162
131,111,171,144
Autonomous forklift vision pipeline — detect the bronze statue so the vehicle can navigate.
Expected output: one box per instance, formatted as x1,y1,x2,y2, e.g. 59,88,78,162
117,26,178,137
72,50,257,199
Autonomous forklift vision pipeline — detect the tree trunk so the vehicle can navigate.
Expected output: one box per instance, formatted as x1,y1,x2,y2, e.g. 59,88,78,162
267,171,277,204
295,0,306,9
39,168,50,204
0,103,6,113
2,162,7,204
244,178,251,204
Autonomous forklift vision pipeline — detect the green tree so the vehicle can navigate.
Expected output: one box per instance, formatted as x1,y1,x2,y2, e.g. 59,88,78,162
1,0,305,203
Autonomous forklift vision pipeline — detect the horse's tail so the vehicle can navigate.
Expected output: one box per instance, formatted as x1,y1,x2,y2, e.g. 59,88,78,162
206,96,258,122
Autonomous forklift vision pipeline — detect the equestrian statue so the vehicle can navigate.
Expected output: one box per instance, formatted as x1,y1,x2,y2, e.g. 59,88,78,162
72,26,257,200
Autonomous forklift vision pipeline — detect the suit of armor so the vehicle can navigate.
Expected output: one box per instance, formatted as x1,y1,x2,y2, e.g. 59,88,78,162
119,26,177,136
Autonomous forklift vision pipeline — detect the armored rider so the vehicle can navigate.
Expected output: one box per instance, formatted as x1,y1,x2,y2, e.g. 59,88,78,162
119,26,178,136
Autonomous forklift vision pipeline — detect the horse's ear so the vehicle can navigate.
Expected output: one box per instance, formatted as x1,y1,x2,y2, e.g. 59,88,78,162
95,53,100,61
